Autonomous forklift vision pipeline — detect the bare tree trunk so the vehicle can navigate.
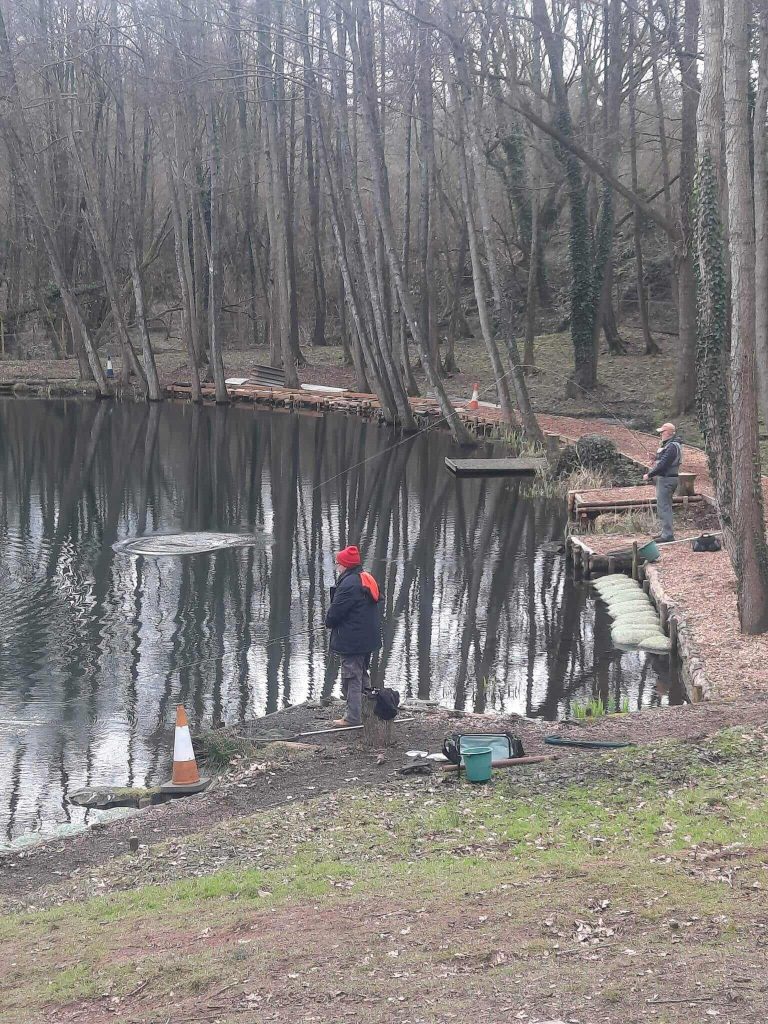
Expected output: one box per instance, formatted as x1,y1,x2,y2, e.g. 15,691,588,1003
207,87,228,403
64,86,147,387
274,0,304,369
754,5,768,423
0,7,109,395
112,0,161,400
322,0,415,427
674,0,701,415
157,119,201,401
398,90,419,394
415,0,440,375
300,0,327,348
523,25,543,372
453,92,517,428
228,0,261,348
628,7,659,356
257,5,299,389
447,6,540,440
349,0,473,445
723,0,768,632
444,219,468,376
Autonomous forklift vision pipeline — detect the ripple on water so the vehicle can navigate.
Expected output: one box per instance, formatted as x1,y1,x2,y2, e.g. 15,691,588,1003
113,531,272,557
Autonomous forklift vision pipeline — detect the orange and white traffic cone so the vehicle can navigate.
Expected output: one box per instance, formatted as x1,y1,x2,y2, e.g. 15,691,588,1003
468,382,479,411
160,704,210,794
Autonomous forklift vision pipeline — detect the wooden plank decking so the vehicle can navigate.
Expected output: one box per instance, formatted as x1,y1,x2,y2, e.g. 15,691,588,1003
444,456,548,477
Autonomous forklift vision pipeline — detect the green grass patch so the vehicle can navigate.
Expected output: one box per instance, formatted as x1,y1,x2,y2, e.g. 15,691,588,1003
3,727,768,1020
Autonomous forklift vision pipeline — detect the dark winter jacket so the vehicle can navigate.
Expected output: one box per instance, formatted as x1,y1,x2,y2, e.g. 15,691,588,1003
325,566,382,656
648,434,683,479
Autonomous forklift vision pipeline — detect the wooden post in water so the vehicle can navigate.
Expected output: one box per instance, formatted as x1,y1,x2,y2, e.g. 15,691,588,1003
362,691,393,748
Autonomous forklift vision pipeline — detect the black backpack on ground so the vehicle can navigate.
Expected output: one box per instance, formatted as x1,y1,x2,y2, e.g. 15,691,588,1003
692,534,722,552
373,687,401,721
442,732,525,766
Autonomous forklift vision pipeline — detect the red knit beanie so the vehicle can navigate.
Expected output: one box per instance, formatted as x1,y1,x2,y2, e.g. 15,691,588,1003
336,545,362,569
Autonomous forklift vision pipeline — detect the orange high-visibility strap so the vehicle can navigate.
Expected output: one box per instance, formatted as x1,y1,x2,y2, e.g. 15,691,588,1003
359,571,380,602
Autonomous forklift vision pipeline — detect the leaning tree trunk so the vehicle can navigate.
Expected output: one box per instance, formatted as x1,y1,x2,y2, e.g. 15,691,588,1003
350,0,474,446
722,0,768,633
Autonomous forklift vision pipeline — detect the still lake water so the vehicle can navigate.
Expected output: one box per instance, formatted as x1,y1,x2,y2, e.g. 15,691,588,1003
0,399,682,842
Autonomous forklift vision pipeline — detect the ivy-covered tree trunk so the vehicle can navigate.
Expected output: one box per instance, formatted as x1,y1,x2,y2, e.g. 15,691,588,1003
696,0,768,634
532,0,595,394
695,0,732,557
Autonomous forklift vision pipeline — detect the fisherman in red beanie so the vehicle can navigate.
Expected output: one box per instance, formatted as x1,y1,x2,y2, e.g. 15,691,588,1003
325,545,382,728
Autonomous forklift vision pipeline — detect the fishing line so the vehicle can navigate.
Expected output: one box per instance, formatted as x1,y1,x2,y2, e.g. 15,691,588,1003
310,361,528,493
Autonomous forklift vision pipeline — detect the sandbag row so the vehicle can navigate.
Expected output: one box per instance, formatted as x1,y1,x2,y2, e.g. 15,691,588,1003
592,575,672,653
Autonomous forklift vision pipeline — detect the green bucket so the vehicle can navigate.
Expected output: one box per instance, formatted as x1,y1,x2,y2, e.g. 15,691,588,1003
638,539,660,562
463,748,493,784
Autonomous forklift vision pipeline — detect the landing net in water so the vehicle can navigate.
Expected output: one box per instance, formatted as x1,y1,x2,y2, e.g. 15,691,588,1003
113,532,268,557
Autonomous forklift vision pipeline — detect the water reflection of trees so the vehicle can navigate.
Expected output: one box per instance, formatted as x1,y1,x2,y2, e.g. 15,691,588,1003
0,402,670,841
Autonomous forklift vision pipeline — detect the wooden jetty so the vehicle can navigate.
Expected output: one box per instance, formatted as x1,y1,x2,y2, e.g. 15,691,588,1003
568,483,703,527
445,456,548,477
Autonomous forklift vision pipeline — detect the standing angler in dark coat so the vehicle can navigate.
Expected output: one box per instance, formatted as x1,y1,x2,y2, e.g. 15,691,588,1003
325,545,382,728
643,421,683,543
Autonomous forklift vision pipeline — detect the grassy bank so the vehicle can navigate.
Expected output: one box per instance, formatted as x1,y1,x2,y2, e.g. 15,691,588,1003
2,727,767,1023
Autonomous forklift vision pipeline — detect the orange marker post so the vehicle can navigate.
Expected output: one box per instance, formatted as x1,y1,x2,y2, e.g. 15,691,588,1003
468,383,479,411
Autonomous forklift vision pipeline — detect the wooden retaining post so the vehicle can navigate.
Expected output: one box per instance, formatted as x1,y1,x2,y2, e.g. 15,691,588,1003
668,616,679,651
659,601,669,631
573,542,583,574
631,542,639,581
607,555,616,574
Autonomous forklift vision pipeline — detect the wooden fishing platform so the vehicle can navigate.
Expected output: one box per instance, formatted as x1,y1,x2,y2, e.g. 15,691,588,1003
445,456,548,477
568,483,703,526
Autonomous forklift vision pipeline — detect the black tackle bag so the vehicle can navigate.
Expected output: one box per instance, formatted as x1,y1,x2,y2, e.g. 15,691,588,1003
373,687,401,721
692,534,722,553
442,731,524,766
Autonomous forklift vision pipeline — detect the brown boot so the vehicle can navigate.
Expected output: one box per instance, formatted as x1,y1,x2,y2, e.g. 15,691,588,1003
330,718,354,728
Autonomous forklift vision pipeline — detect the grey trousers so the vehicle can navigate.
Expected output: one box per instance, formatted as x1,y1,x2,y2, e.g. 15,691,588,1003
655,476,678,540
340,654,371,726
